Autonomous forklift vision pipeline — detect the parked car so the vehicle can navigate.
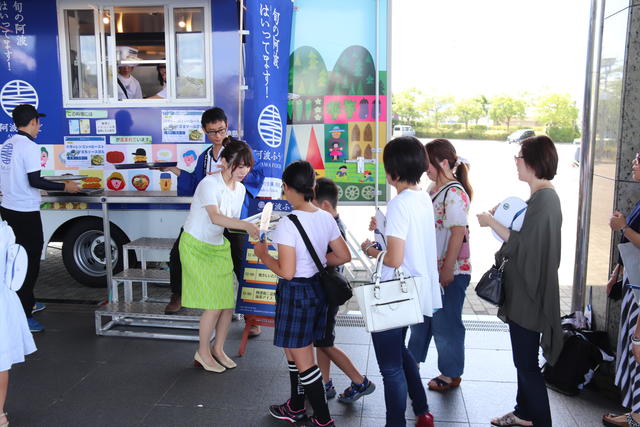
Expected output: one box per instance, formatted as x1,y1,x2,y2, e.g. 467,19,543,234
506,129,535,144
393,124,416,137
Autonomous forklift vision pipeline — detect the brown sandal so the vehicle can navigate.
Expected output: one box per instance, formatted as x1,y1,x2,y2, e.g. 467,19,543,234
427,376,461,392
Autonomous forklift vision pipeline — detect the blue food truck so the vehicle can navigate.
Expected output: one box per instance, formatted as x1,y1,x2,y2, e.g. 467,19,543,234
0,0,390,287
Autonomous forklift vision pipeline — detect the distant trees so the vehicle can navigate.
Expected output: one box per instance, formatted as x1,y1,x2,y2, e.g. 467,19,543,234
420,95,454,129
453,98,484,129
392,87,423,125
390,89,581,141
489,96,526,131
535,93,580,141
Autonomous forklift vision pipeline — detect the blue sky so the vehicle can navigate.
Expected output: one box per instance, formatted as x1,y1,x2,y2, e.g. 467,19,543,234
291,0,388,71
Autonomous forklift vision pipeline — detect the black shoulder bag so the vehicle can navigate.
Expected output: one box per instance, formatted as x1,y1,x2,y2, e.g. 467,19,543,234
288,214,353,306
475,257,508,306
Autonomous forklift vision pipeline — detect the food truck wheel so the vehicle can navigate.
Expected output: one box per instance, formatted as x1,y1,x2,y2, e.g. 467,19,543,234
61,219,130,288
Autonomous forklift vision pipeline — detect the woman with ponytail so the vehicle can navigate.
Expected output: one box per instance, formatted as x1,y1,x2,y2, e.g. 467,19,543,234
408,138,473,393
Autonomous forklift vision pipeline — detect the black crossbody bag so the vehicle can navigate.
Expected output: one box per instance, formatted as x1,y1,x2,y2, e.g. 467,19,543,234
288,214,353,306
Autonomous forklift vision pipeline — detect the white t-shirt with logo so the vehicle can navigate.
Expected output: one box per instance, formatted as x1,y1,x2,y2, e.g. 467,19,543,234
272,209,342,278
382,188,442,316
0,133,41,212
183,173,246,245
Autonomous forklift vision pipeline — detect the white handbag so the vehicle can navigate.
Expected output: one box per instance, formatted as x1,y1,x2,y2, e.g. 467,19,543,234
354,251,424,333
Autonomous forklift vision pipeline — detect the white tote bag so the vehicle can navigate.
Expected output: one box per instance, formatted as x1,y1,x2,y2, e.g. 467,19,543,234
354,251,424,333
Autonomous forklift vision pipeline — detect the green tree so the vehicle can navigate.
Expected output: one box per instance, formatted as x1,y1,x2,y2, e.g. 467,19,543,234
420,95,454,128
474,95,490,123
392,88,423,125
489,96,526,131
535,93,579,128
454,98,484,129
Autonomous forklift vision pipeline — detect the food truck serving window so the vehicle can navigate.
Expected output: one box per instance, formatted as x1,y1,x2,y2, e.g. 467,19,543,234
57,1,212,107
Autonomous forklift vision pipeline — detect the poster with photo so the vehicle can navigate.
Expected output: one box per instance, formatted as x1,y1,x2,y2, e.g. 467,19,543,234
63,136,106,169
161,110,206,143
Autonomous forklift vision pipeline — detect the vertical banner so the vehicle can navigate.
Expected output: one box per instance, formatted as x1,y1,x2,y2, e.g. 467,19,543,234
243,0,293,199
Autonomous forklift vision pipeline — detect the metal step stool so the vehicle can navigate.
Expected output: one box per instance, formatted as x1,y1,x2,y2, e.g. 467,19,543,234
111,237,175,303
95,302,202,341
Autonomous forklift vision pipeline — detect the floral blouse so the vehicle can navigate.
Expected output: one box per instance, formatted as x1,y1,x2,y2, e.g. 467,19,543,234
429,182,471,275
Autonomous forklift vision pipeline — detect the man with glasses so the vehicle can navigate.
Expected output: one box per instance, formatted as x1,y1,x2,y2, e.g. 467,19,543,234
161,108,264,338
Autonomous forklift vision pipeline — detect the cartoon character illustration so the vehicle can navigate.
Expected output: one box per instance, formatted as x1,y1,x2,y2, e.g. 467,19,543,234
40,147,49,168
327,125,345,161
336,165,348,178
132,148,147,163
159,172,172,191
107,172,125,191
359,170,374,183
329,142,344,161
182,149,197,167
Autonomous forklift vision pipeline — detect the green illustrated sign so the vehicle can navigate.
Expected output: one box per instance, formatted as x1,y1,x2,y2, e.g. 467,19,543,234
109,136,153,145
65,110,109,119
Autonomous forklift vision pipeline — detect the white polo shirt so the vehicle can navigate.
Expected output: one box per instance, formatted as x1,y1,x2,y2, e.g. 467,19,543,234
0,133,41,212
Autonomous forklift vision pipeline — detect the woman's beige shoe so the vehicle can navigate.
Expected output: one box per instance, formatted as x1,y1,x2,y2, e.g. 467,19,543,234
193,351,226,373
0,411,9,427
213,353,237,369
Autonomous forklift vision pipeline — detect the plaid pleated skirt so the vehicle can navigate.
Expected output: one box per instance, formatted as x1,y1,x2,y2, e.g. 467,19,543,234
179,232,235,310
274,275,328,348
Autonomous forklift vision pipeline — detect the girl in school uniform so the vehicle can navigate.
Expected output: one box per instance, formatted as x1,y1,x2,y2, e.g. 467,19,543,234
180,140,259,373
254,160,351,427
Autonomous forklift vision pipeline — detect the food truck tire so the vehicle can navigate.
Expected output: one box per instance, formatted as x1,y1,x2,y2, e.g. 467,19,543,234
61,218,130,288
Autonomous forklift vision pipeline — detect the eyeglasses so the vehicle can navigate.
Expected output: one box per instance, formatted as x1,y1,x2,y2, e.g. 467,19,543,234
205,127,227,136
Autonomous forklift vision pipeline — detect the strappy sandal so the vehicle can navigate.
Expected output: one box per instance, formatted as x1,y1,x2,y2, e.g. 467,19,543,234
490,412,533,427
427,375,461,392
627,413,640,427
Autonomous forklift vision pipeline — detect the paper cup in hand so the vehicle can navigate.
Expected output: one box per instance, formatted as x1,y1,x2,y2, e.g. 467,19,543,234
492,197,528,242
259,202,273,242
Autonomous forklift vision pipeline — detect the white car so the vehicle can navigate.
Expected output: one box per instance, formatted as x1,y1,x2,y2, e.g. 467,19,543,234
393,125,416,137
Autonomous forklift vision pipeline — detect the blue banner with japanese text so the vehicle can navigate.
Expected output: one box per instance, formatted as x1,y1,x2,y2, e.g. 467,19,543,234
243,0,292,199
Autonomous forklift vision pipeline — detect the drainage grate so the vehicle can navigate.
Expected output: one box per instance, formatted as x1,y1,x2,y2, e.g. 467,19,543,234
336,313,367,327
336,313,509,333
463,319,509,333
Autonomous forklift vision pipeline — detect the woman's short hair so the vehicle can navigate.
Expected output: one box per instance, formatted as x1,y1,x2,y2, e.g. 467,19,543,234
383,136,427,185
520,135,558,180
282,160,316,202
221,139,254,172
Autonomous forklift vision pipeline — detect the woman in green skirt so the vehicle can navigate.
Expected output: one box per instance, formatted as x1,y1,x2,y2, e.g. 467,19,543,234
179,140,259,373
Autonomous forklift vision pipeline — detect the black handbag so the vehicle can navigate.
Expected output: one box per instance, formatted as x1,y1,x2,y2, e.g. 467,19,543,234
288,214,353,306
475,258,508,306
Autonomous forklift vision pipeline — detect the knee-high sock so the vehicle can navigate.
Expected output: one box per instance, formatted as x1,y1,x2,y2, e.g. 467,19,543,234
299,365,331,424
288,360,305,410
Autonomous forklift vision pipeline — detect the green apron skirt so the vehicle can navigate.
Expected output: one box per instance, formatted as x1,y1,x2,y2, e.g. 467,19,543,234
179,231,235,310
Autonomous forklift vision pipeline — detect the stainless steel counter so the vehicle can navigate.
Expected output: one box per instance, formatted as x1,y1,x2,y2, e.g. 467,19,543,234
42,190,193,205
